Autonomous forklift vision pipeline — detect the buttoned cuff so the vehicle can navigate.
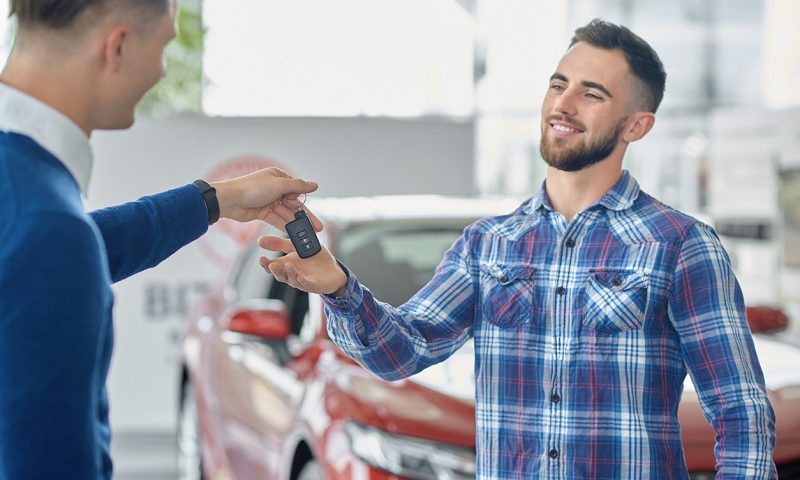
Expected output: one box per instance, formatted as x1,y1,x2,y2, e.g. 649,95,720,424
321,260,363,311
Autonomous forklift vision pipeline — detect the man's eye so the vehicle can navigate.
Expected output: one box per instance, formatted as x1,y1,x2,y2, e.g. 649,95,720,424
586,93,602,100
550,84,564,92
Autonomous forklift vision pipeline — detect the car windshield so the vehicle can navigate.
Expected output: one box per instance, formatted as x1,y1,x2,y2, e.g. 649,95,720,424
335,219,471,307
335,219,477,400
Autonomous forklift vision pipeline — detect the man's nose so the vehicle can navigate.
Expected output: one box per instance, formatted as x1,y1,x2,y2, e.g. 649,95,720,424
552,89,578,117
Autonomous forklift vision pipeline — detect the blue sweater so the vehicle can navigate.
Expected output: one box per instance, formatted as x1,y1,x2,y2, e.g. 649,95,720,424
0,132,208,479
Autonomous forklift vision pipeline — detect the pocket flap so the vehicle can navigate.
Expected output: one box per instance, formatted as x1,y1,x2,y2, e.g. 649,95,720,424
589,269,649,291
481,263,535,285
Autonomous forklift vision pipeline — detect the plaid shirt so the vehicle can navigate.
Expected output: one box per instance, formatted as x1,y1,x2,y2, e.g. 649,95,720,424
323,171,776,479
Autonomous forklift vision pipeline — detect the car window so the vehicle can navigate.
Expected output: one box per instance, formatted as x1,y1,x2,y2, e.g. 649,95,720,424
335,219,471,306
233,243,276,301
232,224,287,301
266,278,309,337
232,225,312,339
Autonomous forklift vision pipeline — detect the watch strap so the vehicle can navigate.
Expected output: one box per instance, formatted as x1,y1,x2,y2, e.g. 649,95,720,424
193,179,220,225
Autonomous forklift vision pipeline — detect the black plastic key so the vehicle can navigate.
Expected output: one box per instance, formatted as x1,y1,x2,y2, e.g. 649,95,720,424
286,210,321,259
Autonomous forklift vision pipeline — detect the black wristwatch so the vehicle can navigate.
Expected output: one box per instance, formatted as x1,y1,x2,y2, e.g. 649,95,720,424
193,179,220,225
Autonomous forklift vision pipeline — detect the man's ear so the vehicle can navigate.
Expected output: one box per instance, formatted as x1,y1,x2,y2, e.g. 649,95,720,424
622,111,655,143
100,26,129,72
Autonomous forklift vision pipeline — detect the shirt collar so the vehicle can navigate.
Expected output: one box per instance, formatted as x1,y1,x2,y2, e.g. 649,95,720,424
527,181,553,213
524,170,640,214
0,82,93,195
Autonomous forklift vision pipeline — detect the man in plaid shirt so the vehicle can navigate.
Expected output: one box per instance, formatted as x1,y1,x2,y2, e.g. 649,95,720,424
260,19,777,479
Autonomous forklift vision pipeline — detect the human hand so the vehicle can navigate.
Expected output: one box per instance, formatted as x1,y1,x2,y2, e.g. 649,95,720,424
209,168,323,232
257,236,348,296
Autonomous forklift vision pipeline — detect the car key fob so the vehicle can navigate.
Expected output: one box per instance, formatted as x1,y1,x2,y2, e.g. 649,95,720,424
286,210,321,259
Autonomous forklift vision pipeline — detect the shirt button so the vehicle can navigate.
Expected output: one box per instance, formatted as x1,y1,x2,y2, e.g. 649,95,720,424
551,392,561,403
612,278,622,287
549,448,559,459
565,238,575,248
499,275,509,284
556,286,566,295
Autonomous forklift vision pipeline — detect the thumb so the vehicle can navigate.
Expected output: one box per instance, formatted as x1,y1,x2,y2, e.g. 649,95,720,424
278,178,318,196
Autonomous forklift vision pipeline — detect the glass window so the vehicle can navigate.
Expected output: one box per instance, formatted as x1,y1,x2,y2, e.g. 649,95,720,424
232,228,312,340
336,220,471,306
202,0,474,117
233,226,284,300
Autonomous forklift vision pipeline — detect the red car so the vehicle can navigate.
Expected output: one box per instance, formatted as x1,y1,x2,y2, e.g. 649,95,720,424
178,196,800,480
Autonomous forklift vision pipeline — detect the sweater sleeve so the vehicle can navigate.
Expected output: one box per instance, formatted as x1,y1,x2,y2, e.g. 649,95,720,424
89,184,208,283
0,214,108,479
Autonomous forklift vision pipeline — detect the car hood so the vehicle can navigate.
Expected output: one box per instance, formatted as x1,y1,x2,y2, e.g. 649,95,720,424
325,351,476,447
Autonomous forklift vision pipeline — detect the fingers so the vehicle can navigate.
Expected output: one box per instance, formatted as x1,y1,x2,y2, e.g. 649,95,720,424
268,202,324,233
238,168,322,229
260,256,310,291
262,202,306,232
263,258,289,284
271,202,298,223
264,168,319,195
266,167,290,179
263,209,291,232
300,207,324,232
258,235,294,253
280,194,304,210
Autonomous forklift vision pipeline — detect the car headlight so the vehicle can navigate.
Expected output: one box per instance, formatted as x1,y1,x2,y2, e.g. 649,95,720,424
345,421,476,480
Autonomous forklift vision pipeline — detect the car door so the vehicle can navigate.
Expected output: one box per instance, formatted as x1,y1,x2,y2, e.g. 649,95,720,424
215,236,312,479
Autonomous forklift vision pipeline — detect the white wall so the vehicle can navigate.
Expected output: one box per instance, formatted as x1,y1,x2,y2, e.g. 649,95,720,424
86,116,474,434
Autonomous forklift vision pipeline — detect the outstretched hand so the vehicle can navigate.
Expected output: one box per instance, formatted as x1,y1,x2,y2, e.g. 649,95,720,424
258,235,348,296
209,168,323,232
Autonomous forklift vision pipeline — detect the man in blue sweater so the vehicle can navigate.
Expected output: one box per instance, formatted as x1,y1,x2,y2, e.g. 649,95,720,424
0,0,321,478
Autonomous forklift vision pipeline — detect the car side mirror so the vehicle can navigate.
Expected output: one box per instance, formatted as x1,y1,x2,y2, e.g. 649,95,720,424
223,300,292,340
746,306,788,334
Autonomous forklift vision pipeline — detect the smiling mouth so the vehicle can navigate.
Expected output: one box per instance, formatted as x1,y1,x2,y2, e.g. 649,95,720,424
551,123,581,133
548,121,585,138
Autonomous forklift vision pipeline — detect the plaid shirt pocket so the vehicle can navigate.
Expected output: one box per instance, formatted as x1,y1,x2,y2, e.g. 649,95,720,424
583,269,650,334
479,263,535,328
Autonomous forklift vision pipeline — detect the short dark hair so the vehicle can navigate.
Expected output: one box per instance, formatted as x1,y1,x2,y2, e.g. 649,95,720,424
10,0,168,30
570,19,666,113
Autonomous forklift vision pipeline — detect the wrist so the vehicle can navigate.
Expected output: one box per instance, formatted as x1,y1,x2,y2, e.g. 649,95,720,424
209,180,235,220
331,283,347,297
328,265,349,297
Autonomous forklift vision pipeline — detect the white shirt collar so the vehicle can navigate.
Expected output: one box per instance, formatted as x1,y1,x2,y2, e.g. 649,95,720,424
0,82,93,195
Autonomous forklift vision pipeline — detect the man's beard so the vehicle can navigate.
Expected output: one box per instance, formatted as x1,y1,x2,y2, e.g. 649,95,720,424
539,117,626,172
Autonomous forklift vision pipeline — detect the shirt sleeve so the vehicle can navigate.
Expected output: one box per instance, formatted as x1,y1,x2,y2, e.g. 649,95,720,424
89,184,208,283
0,214,106,479
322,225,478,381
667,222,777,478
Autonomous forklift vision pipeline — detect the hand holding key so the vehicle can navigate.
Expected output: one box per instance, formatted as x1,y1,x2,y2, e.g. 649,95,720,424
258,230,348,296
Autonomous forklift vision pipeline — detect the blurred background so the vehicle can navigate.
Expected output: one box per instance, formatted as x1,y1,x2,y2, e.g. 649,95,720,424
2,0,799,478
